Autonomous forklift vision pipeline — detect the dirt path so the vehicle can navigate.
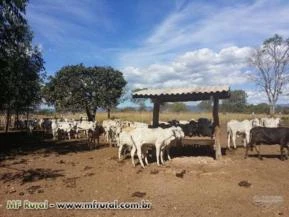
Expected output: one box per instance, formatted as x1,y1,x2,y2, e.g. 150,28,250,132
0,128,289,217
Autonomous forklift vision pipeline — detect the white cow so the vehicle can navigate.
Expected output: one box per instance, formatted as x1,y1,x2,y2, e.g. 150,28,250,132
130,127,181,168
57,121,75,140
51,119,58,139
160,126,184,164
227,118,260,149
261,117,280,128
76,121,96,138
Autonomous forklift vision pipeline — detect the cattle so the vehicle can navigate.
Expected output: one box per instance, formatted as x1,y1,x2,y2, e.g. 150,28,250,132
76,121,96,138
197,118,213,137
261,117,281,128
87,125,105,150
129,126,184,168
14,120,25,129
57,121,75,140
245,127,289,160
51,119,59,139
227,118,260,149
102,119,121,145
162,118,213,137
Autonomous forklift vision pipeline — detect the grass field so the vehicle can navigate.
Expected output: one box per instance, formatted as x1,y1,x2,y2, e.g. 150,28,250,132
0,111,287,130
47,111,286,124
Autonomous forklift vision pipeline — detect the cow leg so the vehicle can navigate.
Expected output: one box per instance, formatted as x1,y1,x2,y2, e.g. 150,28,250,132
227,131,231,149
255,144,262,160
232,132,237,149
280,145,285,161
68,131,71,140
144,150,149,165
118,144,123,160
284,144,289,160
97,137,100,148
155,143,161,166
160,148,165,164
244,142,251,159
137,145,145,168
141,146,149,165
130,145,136,167
166,146,171,160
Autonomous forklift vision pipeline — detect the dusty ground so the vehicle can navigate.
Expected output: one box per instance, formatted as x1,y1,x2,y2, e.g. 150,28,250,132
0,127,289,217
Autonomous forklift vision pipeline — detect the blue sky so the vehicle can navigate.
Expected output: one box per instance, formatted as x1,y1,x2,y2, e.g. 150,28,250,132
27,0,289,106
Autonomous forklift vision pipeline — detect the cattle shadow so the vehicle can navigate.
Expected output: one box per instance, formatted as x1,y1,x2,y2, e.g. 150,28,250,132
0,167,64,184
0,131,108,162
170,145,216,158
246,154,284,160
120,144,227,164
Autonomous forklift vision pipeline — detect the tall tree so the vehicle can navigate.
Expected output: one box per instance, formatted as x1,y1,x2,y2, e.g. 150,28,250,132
249,34,289,115
97,67,127,118
43,65,126,121
0,0,45,132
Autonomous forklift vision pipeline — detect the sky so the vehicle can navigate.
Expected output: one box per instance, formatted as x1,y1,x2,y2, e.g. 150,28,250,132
26,0,289,107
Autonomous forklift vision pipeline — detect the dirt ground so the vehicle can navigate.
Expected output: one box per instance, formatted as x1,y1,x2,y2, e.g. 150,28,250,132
0,125,289,217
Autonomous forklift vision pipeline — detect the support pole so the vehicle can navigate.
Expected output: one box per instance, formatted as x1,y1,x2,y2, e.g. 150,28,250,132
152,101,160,128
212,96,222,160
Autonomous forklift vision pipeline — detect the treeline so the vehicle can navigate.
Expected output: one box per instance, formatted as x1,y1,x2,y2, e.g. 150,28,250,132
198,90,289,114
129,90,289,114
0,0,45,132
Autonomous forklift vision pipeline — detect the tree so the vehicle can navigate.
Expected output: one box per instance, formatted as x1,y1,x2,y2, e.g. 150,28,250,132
169,102,188,113
197,100,212,112
43,65,126,121
221,90,247,112
249,34,289,115
97,67,127,118
0,0,45,132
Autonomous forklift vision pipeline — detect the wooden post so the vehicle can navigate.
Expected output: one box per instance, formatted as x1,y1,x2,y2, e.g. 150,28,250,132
212,96,222,160
152,100,160,128
212,96,219,126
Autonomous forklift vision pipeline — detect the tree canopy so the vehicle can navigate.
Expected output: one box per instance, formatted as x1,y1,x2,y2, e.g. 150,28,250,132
0,0,45,131
43,64,127,121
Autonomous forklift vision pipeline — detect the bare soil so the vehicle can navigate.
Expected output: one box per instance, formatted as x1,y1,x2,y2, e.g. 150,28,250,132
0,126,288,217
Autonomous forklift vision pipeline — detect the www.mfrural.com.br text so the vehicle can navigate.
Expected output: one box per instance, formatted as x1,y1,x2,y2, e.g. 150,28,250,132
4,199,152,210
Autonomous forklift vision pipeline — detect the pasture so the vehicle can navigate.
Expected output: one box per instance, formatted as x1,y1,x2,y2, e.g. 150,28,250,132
0,112,289,217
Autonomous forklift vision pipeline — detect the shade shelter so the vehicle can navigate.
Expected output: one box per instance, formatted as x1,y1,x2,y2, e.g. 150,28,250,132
132,85,230,159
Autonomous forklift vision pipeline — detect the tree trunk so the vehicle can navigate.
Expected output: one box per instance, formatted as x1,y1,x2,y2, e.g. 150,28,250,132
269,103,276,116
15,109,19,129
107,108,111,119
5,106,11,133
16,110,19,122
26,109,29,128
85,105,96,121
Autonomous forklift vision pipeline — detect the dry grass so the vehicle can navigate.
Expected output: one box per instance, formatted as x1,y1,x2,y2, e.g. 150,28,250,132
55,111,282,124
0,111,286,128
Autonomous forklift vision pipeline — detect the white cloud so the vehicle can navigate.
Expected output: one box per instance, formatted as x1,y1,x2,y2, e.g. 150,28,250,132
118,0,289,67
122,46,252,89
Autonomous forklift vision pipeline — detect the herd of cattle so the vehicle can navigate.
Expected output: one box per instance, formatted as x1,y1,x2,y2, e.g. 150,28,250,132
12,116,289,167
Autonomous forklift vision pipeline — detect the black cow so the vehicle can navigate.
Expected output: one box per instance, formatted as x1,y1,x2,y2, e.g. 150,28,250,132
197,118,213,137
167,119,199,137
245,127,289,160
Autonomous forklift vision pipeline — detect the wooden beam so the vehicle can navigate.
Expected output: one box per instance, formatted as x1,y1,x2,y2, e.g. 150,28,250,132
212,96,219,126
212,96,222,160
152,101,160,127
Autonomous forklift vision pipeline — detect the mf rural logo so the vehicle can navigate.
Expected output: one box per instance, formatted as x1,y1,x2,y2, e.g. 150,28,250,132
6,200,50,209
